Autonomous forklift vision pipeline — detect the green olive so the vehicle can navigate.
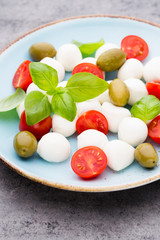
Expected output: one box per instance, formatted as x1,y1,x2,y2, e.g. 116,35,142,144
109,78,130,106
96,48,126,72
13,131,38,158
135,143,158,168
29,42,57,61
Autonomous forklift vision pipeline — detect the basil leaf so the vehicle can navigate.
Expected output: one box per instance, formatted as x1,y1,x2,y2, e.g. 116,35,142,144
0,88,25,112
131,95,160,123
66,72,109,102
29,62,58,92
72,38,104,57
51,89,77,121
25,91,51,126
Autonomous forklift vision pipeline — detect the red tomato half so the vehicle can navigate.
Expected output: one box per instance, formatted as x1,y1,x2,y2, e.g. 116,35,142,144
148,115,160,144
121,35,149,61
146,82,160,100
12,60,33,91
76,110,108,135
19,111,52,140
71,146,108,179
72,63,104,79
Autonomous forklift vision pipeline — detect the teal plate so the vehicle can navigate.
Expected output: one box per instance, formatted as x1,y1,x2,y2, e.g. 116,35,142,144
0,15,160,192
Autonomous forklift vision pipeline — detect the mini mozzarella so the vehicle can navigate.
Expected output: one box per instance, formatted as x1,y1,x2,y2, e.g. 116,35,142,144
76,99,102,117
26,82,46,95
40,57,65,82
16,101,25,118
95,80,112,104
118,117,148,146
117,58,143,81
124,78,148,106
101,102,131,133
103,140,135,171
95,43,119,59
57,80,68,88
143,57,160,82
77,129,108,150
52,114,77,137
37,132,70,162
56,44,82,72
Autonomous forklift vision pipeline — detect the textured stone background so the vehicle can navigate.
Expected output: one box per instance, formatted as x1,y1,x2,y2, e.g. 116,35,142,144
1,0,160,239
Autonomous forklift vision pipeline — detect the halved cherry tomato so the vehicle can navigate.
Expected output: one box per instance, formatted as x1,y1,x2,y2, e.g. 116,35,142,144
12,60,33,91
71,146,108,179
76,110,108,135
148,115,160,144
19,111,52,140
146,82,160,100
121,35,149,61
72,63,104,79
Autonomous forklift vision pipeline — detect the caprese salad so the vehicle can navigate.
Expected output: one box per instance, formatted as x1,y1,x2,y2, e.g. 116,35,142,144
1,34,160,179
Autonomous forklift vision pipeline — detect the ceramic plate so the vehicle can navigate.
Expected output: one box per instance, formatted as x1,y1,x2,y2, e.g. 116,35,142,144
0,15,160,192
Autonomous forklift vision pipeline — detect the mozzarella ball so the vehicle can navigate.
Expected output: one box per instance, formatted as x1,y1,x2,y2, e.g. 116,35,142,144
101,102,131,133
26,82,46,95
37,132,70,162
56,44,82,72
103,140,135,171
143,57,160,83
77,129,108,150
124,78,148,105
52,114,77,137
79,57,105,79
95,43,119,59
57,80,68,88
80,57,97,65
76,99,102,117
118,58,143,81
16,101,25,118
118,117,148,146
40,57,65,82
95,80,112,104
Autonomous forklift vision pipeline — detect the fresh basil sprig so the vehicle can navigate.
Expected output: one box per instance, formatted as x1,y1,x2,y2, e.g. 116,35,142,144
0,88,25,112
131,95,160,123
72,38,104,57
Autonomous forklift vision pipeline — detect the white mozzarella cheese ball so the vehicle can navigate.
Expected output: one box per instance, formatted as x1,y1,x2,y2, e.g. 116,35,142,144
80,57,97,65
101,102,131,133
77,129,108,150
56,44,82,72
26,82,46,95
40,57,65,82
37,132,70,162
80,57,105,79
143,57,160,83
76,99,102,117
117,58,143,81
103,140,135,171
52,114,77,137
118,117,148,147
16,101,25,118
95,80,112,104
57,80,68,88
124,78,148,106
95,43,119,59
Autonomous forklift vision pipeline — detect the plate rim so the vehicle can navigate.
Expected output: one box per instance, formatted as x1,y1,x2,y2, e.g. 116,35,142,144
0,14,160,192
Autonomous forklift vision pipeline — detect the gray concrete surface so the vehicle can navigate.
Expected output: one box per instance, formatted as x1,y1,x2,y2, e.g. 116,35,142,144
0,0,160,239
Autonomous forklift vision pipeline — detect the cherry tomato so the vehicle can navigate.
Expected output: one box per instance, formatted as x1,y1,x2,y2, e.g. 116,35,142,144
148,115,160,144
121,35,149,61
72,63,104,79
19,111,52,140
12,60,33,91
146,82,160,100
76,110,108,135
71,146,108,179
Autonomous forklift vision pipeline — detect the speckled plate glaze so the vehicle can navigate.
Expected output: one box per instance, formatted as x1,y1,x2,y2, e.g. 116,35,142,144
0,15,160,192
